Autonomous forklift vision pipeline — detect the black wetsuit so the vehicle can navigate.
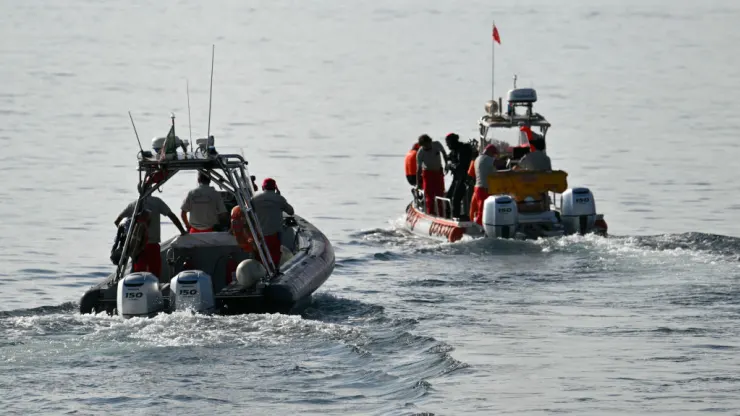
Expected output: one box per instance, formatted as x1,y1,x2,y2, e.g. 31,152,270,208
445,142,474,219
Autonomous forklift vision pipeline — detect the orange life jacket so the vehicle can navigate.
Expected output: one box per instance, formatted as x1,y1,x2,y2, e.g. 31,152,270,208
404,149,418,176
230,205,255,252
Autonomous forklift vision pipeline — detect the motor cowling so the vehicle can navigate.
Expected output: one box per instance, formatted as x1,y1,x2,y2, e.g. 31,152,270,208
482,195,518,238
116,272,164,318
561,187,597,235
169,270,215,313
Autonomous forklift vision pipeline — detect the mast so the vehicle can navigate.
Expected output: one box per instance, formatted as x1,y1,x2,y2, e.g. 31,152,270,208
491,21,501,102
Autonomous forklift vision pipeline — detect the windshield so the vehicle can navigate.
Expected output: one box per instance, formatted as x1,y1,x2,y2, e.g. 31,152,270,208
483,127,529,153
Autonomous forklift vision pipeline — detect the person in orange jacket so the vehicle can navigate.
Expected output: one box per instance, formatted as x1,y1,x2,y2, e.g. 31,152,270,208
404,143,420,186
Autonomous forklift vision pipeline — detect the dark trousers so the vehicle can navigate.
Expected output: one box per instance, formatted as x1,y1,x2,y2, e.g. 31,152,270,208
446,175,467,219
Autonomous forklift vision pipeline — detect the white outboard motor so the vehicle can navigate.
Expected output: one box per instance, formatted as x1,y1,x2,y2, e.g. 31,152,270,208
169,270,215,313
116,272,163,318
482,195,518,238
561,187,597,235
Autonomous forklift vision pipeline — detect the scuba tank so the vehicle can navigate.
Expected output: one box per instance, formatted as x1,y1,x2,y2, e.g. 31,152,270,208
109,209,151,266
109,218,131,265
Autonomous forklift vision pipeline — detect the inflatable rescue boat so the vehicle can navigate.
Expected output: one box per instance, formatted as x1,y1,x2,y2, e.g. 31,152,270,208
405,81,608,242
79,117,334,318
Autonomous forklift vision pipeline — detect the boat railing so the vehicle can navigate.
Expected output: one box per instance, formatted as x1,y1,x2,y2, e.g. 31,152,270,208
434,196,452,219
114,152,280,284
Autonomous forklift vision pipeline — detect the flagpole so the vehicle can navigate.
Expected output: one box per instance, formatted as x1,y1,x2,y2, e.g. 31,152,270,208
491,20,495,103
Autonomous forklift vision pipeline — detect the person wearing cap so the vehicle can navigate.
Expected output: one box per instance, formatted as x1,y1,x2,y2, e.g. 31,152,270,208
181,171,229,233
415,134,448,215
444,133,474,220
252,178,294,268
114,194,187,278
404,143,420,186
469,144,499,225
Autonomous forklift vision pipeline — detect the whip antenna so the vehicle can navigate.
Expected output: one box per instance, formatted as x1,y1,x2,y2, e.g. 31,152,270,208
206,44,215,139
128,111,144,155
186,79,192,143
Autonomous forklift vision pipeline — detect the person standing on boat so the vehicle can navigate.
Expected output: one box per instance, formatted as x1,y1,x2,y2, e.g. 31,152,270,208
469,144,499,226
405,143,420,186
444,133,474,220
114,195,187,278
180,172,229,233
415,134,448,215
252,178,294,268
515,139,552,171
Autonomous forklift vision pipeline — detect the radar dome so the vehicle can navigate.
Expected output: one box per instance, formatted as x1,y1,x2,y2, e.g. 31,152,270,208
485,100,499,115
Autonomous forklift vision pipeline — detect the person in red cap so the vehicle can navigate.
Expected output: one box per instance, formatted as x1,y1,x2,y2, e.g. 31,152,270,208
251,178,294,269
469,144,498,225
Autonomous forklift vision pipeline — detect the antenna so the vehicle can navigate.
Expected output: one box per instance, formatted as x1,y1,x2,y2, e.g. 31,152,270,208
513,74,518,89
206,44,215,140
128,111,145,154
186,79,192,143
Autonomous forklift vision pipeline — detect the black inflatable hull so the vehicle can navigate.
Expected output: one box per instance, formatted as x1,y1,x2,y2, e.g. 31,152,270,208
79,215,335,316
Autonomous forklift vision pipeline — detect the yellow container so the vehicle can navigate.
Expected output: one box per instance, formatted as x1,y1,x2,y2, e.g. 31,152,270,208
486,170,569,201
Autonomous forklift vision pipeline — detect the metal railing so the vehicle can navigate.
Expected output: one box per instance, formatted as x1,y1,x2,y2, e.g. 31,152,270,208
114,153,280,284
434,196,452,219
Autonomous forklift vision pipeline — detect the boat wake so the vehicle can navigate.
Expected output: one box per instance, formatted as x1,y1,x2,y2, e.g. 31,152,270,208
353,219,740,263
0,293,462,415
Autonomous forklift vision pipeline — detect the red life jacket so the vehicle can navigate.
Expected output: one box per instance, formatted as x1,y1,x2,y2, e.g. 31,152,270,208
230,205,254,253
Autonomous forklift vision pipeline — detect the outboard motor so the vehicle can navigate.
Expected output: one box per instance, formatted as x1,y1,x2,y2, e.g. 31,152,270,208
561,188,597,235
116,272,164,318
482,195,518,238
169,270,215,313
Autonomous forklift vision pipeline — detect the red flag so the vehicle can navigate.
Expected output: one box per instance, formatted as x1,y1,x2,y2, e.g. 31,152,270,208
492,25,501,44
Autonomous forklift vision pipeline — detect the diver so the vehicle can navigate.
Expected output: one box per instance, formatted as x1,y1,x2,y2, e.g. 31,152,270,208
444,133,474,220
